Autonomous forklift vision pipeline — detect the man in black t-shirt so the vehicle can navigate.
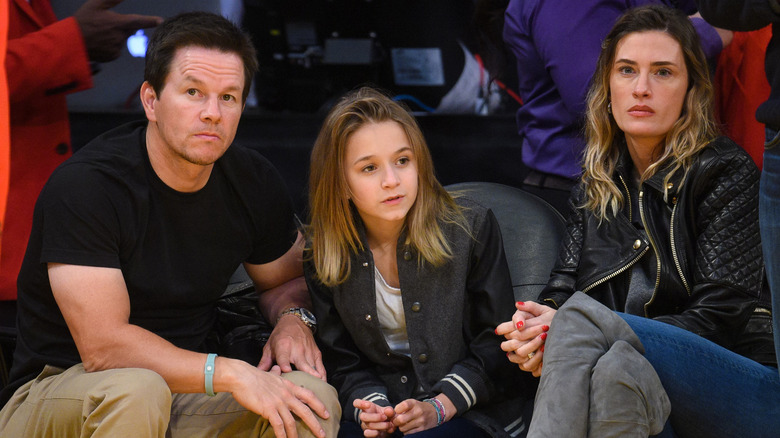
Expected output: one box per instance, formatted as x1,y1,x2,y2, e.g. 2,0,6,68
0,12,339,438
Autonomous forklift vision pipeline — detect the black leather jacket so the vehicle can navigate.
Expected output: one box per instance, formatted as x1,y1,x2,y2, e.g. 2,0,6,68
539,137,772,360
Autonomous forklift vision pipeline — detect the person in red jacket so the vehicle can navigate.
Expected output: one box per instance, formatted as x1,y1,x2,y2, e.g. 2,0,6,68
1,0,161,300
1,0,9,263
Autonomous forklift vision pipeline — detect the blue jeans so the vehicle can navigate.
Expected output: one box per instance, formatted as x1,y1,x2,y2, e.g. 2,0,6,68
620,313,780,438
760,127,780,372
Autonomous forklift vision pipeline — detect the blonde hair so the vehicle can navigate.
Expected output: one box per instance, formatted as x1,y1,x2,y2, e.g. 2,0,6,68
307,87,465,286
582,5,719,220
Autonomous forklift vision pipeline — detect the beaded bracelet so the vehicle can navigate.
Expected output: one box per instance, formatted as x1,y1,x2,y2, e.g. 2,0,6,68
432,397,446,424
423,397,445,426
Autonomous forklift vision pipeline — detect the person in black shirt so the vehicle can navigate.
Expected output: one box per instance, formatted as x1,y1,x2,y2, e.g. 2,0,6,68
0,12,339,438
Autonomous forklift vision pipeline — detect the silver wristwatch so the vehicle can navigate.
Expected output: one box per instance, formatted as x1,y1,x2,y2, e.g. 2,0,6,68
279,307,317,333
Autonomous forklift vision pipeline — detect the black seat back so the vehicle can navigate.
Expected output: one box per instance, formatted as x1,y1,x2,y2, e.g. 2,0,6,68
446,182,566,302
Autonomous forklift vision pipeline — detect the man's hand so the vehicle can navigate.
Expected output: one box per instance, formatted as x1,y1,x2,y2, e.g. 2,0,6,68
73,0,163,63
354,399,397,438
249,232,327,379
227,360,329,438
258,314,327,380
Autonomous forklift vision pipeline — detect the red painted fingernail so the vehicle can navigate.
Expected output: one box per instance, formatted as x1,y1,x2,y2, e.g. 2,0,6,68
516,321,524,330
516,301,525,306
542,325,550,331
494,328,499,335
540,332,548,341
541,345,545,353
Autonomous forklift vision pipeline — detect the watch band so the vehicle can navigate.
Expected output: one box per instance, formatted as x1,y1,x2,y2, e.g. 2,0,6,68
279,307,317,333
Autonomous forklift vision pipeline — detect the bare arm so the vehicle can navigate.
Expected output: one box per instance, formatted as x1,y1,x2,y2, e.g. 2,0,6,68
49,262,328,438
250,232,311,321
247,232,327,379
49,263,203,387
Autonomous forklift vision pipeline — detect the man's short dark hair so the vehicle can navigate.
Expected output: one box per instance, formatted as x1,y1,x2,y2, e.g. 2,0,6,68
144,11,258,103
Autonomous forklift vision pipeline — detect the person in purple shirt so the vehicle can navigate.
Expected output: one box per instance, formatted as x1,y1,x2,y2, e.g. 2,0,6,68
503,0,729,213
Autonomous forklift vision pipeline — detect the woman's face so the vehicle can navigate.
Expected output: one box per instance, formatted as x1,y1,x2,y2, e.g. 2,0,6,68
343,120,419,232
609,31,689,153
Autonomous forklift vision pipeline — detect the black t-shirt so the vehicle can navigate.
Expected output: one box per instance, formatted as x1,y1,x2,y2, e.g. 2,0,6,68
5,121,297,399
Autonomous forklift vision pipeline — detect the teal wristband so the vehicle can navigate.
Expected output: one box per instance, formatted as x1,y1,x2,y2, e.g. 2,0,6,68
204,353,217,396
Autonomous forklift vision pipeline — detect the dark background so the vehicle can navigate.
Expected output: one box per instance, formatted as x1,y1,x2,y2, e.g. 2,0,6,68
70,111,526,216
61,0,528,216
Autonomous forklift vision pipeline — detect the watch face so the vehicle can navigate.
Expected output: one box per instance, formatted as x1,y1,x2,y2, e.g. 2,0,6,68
301,308,317,324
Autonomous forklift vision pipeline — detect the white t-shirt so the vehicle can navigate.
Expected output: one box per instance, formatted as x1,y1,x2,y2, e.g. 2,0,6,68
374,266,411,356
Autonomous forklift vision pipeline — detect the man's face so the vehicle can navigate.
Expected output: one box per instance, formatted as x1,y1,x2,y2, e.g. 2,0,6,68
141,46,245,170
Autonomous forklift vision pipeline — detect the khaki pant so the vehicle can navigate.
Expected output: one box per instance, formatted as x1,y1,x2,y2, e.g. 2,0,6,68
0,364,340,438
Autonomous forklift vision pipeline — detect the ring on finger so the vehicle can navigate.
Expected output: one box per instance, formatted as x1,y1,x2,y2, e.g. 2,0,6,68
527,351,535,359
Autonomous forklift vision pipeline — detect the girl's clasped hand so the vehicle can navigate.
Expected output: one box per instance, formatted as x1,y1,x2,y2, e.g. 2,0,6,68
354,396,452,437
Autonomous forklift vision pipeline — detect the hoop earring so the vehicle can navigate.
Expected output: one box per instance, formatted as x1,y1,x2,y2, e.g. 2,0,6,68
607,102,612,114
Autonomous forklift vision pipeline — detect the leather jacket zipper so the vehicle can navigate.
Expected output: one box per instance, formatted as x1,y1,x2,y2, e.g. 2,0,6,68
639,190,662,317
669,202,691,295
582,246,649,293
582,175,646,293
619,174,632,223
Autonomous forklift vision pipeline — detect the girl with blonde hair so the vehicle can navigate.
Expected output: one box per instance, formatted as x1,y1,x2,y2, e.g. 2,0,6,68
305,87,531,438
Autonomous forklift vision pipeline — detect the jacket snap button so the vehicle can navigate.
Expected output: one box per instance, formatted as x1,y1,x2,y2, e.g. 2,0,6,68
411,302,421,312
400,375,408,383
362,262,368,267
632,239,641,250
55,142,69,155
403,251,412,261
418,353,428,363
666,182,674,190
365,314,372,321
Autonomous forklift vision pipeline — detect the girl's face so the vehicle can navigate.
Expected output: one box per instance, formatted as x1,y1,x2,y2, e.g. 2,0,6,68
343,120,419,232
609,31,688,154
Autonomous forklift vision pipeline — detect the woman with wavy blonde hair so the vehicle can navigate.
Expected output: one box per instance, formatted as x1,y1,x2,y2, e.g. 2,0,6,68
581,3,719,220
498,5,777,437
305,87,530,437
